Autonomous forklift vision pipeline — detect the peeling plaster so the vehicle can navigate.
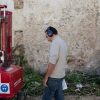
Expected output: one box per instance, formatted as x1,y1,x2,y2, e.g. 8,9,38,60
0,0,100,74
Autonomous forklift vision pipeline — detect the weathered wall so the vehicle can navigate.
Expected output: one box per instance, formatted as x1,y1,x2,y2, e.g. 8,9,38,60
0,0,100,74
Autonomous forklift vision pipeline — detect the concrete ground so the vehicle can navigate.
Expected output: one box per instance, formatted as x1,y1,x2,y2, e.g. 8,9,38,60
26,95,100,100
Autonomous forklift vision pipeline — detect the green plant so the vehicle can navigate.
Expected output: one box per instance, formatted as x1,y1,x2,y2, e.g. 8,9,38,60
23,67,43,96
23,69,100,97
63,71,100,96
20,56,27,66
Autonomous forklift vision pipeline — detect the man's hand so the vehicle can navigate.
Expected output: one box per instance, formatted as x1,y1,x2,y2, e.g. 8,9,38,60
43,77,48,87
43,62,55,87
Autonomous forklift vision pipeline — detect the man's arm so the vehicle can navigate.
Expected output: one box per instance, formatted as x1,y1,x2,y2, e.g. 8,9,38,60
43,62,55,87
43,40,59,87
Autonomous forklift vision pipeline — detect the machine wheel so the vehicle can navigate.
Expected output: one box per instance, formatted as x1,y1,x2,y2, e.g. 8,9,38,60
0,91,23,100
16,91,22,100
12,91,22,100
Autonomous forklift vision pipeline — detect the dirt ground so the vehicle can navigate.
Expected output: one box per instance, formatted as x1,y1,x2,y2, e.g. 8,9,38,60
26,95,100,100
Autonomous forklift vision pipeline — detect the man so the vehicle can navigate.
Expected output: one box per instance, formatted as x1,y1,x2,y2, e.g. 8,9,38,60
42,26,67,100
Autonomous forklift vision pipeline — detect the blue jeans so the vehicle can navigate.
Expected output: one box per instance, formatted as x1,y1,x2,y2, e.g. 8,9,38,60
42,77,64,100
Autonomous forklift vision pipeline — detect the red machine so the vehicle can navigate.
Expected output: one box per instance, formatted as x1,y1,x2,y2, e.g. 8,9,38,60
0,5,23,100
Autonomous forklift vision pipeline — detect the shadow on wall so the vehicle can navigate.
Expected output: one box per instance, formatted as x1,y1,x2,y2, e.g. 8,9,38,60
85,50,100,76
67,55,86,72
67,50,100,76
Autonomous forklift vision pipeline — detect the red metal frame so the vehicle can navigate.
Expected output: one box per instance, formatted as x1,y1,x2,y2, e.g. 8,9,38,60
0,5,12,64
0,4,23,99
0,64,23,99
0,5,7,8
1,11,12,64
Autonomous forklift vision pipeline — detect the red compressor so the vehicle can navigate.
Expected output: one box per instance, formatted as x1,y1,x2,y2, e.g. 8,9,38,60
0,5,23,100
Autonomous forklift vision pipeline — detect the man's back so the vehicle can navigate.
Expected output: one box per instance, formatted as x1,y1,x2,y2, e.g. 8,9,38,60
49,36,67,78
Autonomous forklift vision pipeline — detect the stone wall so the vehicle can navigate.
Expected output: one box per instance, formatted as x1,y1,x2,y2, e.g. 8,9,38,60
0,0,100,74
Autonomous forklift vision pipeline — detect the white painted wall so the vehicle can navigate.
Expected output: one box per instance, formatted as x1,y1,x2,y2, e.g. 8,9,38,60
0,0,100,74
